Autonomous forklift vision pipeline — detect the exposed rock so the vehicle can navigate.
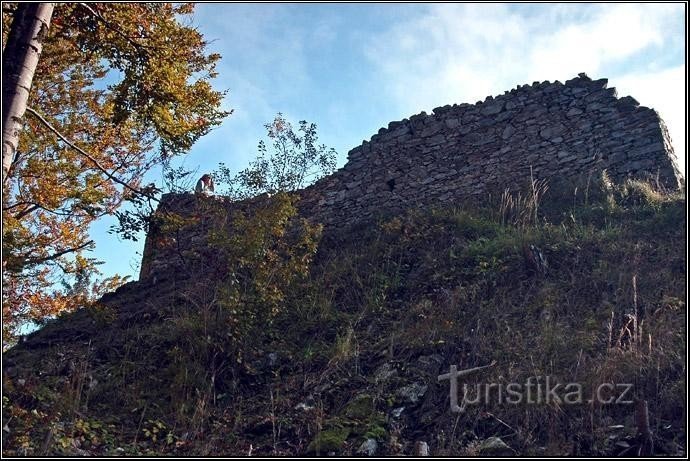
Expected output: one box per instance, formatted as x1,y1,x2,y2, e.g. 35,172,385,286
390,407,405,418
373,362,397,383
358,438,378,456
268,352,278,367
539,124,565,140
501,124,516,140
478,437,515,456
416,354,444,375
295,396,316,411
397,382,428,404
480,100,505,116
445,118,460,129
617,95,640,108
414,441,430,456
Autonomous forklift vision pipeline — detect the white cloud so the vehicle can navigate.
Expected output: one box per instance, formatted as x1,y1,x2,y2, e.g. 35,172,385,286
364,4,685,178
364,4,530,113
180,4,317,173
526,4,679,80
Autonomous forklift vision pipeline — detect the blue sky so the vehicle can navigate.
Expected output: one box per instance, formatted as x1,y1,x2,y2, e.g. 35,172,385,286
88,2,687,282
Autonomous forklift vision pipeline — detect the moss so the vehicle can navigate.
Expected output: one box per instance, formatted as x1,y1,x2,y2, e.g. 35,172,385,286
342,394,374,420
306,426,351,454
363,422,387,441
339,395,388,442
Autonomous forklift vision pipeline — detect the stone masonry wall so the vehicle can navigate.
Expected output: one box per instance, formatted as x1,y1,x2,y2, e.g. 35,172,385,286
139,73,683,280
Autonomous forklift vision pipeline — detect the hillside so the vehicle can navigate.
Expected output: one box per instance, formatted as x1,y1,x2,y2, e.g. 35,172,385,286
2,175,686,456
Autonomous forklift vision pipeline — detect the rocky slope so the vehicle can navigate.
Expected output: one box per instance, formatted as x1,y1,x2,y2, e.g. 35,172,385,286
2,177,686,456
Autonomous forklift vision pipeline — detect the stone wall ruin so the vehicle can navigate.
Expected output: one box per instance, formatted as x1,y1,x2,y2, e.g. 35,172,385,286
139,73,683,280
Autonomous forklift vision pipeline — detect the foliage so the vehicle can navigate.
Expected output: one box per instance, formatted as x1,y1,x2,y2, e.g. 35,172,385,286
2,260,127,349
2,178,685,456
209,192,323,366
134,192,323,422
215,113,337,199
107,161,201,245
1,3,229,342
307,426,351,454
142,419,174,445
107,184,162,243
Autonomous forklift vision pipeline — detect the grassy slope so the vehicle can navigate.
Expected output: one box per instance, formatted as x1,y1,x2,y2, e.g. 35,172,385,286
2,177,686,456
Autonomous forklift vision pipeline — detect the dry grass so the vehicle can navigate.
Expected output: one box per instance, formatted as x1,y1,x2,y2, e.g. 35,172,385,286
2,176,685,456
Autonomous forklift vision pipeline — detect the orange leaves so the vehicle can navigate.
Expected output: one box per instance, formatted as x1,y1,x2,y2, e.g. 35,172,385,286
173,3,195,16
268,116,287,138
3,2,226,342
2,255,128,345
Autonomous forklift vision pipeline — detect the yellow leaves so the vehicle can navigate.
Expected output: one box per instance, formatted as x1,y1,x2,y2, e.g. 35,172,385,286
152,105,175,131
3,2,228,342
2,255,127,344
75,254,89,272
207,193,323,363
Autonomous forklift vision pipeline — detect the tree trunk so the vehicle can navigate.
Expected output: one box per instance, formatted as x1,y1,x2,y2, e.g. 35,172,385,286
2,2,54,185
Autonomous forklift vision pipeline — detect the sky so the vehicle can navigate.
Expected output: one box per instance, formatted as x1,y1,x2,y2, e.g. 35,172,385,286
88,2,687,282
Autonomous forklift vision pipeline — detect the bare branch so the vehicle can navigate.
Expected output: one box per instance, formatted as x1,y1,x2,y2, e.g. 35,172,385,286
25,107,158,202
13,203,40,220
3,200,33,212
13,201,98,220
24,240,95,265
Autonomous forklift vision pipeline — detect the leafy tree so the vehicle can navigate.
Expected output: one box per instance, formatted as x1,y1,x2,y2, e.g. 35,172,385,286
210,192,322,367
215,113,337,199
139,112,337,381
167,191,322,389
1,3,230,342
110,113,337,259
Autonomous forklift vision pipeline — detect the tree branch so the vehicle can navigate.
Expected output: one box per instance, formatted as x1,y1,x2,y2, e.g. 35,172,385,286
77,3,151,52
13,203,40,220
25,107,158,202
3,200,33,212
24,240,95,265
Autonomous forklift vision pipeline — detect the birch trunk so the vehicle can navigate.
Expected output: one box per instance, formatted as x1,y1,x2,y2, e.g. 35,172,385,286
2,2,54,184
